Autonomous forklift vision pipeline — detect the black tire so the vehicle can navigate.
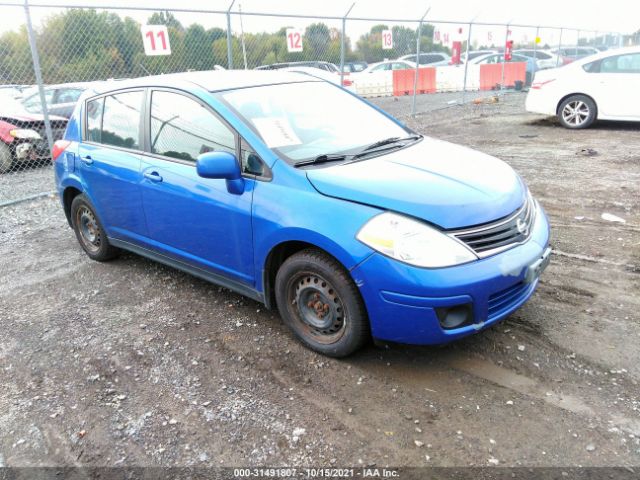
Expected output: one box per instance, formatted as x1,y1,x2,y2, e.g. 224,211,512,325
558,94,596,129
0,142,13,174
275,248,370,357
70,194,119,262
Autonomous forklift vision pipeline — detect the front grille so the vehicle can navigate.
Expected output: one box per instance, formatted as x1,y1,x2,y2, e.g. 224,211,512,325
487,281,534,319
450,194,536,258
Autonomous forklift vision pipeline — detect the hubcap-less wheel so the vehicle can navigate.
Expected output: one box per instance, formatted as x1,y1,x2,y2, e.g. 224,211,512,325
288,273,346,345
562,100,590,127
76,205,101,253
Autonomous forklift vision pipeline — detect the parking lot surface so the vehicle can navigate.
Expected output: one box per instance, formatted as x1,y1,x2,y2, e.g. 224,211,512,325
0,94,638,468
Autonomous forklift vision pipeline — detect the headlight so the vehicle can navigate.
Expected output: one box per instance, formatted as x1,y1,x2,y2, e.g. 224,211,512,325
10,129,41,140
356,212,478,268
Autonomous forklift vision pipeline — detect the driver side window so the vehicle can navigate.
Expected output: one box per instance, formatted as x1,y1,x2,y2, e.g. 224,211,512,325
150,91,236,162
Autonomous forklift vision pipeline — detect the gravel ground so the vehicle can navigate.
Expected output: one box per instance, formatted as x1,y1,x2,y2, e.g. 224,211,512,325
0,94,639,470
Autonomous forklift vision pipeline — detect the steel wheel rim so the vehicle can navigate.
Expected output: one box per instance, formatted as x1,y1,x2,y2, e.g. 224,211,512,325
76,206,101,253
562,100,590,126
287,272,347,345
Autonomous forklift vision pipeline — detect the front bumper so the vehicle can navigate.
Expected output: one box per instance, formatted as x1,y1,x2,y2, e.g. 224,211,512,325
350,205,551,345
13,141,50,162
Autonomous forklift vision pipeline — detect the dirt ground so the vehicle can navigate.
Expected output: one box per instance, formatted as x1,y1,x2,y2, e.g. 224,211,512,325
0,94,638,470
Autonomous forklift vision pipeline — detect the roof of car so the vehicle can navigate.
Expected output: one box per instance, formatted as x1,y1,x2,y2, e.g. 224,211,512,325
89,70,319,95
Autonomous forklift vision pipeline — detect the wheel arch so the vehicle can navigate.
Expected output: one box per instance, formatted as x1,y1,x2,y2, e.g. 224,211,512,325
62,184,83,227
262,238,367,311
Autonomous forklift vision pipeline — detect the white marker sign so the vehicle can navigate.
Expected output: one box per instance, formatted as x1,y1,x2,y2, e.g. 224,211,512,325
252,117,302,148
382,29,393,50
142,25,171,56
286,28,303,53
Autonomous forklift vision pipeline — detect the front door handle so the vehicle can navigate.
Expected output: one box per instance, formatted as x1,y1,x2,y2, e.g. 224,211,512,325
143,171,163,182
80,155,93,165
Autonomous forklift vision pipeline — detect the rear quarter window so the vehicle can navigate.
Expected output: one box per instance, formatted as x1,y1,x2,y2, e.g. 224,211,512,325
86,97,103,143
100,91,143,149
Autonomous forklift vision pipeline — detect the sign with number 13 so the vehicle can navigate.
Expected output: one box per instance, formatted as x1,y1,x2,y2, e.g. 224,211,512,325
382,29,393,50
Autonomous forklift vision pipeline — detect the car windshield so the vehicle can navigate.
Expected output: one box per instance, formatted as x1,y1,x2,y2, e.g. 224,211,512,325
219,81,409,163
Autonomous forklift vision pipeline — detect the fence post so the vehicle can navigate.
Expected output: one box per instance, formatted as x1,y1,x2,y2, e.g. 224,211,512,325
226,0,236,69
411,7,430,117
23,0,53,156
500,24,509,94
461,21,473,104
533,26,539,64
340,3,355,87
556,28,563,66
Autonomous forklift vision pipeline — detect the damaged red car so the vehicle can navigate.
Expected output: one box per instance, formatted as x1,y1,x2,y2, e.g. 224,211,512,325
0,94,67,173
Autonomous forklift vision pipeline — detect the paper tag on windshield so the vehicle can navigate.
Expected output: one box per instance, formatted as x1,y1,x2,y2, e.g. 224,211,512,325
252,117,301,148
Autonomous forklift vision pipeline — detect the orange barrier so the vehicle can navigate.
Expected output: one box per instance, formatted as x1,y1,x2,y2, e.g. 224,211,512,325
392,67,436,96
479,62,527,91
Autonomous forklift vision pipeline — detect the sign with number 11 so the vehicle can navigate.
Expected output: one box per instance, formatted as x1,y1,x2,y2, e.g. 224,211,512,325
141,25,171,56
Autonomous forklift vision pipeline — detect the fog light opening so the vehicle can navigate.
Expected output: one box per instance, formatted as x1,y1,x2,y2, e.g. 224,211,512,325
436,304,473,330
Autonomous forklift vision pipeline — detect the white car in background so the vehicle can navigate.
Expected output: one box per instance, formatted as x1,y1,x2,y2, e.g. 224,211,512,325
525,46,640,128
397,52,450,66
514,49,563,69
354,60,417,74
461,50,499,62
281,66,355,91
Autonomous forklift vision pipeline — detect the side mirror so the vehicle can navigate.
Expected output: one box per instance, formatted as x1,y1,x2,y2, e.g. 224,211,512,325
196,151,241,179
196,151,244,194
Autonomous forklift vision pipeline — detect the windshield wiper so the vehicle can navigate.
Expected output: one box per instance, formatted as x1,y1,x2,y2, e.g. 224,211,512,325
293,135,422,168
358,134,422,153
294,153,351,168
350,134,423,160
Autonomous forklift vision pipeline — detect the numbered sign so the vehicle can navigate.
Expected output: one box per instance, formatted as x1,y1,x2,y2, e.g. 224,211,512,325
141,25,171,56
286,28,303,53
382,29,393,50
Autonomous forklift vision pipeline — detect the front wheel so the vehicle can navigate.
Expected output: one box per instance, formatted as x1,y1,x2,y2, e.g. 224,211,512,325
0,142,13,174
275,249,370,357
558,95,596,129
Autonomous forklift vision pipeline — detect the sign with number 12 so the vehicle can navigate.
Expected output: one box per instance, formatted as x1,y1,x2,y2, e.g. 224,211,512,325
141,25,171,56
382,29,393,50
286,28,303,53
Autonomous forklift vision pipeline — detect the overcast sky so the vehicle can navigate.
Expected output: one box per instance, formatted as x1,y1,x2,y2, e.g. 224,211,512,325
2,0,639,45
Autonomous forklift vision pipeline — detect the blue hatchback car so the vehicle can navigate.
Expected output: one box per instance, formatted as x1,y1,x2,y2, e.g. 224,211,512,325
54,71,551,357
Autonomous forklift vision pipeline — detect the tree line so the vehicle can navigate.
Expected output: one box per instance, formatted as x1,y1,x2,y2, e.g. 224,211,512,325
0,9,450,85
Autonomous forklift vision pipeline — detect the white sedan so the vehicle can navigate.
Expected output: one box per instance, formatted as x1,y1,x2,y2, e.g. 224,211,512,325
280,66,355,92
526,46,640,128
355,60,417,74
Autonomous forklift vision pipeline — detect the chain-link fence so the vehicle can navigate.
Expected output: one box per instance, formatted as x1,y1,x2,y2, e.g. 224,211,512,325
0,1,635,203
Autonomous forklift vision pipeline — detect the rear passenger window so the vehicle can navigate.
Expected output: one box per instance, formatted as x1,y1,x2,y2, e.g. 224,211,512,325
601,54,640,73
150,91,236,162
101,91,143,149
86,98,103,143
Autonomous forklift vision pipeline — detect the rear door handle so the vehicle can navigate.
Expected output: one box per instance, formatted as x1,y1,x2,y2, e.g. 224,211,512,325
80,155,93,165
143,171,163,182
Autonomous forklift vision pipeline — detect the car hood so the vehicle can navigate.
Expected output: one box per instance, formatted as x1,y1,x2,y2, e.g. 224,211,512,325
305,137,526,229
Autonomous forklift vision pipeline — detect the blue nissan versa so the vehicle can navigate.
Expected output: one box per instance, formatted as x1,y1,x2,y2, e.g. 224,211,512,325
54,71,551,357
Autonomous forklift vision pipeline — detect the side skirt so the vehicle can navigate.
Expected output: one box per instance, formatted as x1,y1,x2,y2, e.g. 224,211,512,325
109,238,265,304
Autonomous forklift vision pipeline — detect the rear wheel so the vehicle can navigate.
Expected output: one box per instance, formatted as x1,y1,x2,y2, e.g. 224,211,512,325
275,249,370,357
558,94,596,129
70,194,119,261
0,143,13,174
